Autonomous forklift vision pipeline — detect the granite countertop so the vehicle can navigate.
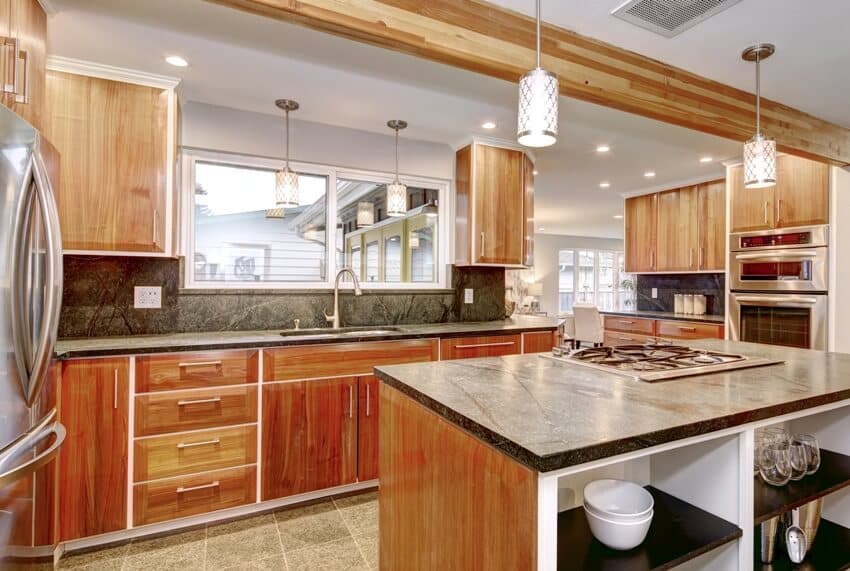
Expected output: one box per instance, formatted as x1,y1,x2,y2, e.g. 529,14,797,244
600,309,726,325
54,316,563,359
376,340,850,473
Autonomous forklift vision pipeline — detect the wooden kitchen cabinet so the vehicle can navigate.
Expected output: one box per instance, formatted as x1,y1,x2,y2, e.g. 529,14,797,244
358,374,380,481
656,186,698,271
262,377,358,500
697,180,726,271
625,193,657,272
58,358,130,541
440,334,521,360
729,164,774,232
43,70,178,254
656,320,724,340
1,0,46,130
455,142,534,266
521,330,556,353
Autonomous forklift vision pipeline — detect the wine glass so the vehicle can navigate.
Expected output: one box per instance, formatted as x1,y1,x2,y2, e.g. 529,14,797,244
788,440,809,481
794,434,821,475
759,441,792,486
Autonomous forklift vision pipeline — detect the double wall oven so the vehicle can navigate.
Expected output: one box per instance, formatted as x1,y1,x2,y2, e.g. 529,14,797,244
729,225,828,350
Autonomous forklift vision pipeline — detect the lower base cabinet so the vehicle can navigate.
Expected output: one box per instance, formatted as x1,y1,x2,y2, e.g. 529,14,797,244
358,375,379,481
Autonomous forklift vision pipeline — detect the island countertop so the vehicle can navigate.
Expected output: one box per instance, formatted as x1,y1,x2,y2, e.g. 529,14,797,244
375,340,850,473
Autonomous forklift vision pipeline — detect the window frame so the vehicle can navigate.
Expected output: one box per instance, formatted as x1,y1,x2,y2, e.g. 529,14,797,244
180,148,451,290
557,248,633,313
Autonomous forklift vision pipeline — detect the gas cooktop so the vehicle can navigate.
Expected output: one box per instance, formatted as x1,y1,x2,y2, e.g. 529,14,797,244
542,342,784,382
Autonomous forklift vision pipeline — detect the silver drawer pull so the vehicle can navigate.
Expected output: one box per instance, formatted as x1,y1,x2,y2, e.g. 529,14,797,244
177,438,220,450
454,342,516,349
177,397,222,406
178,360,223,368
678,326,697,332
366,383,371,417
618,320,635,325
176,480,220,494
617,336,634,341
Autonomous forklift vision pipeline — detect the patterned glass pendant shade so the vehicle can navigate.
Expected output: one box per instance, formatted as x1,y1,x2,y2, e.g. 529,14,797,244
274,99,300,207
356,201,374,228
386,120,408,217
517,0,558,148
741,44,777,189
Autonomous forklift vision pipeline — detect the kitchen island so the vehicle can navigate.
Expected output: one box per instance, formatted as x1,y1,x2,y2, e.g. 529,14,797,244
375,340,850,570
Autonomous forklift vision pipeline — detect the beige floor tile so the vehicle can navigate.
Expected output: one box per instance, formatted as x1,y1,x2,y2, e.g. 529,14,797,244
220,555,288,570
352,525,378,569
58,542,130,569
273,501,350,551
334,492,378,535
206,514,284,570
285,537,368,571
124,527,206,571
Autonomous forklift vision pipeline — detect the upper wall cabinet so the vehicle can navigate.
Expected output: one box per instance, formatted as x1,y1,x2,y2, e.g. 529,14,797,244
0,0,47,130
455,142,534,267
43,63,180,255
624,193,657,273
730,154,829,233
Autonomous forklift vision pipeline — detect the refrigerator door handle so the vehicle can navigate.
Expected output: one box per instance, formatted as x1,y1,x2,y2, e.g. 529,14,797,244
8,157,35,400
0,408,65,488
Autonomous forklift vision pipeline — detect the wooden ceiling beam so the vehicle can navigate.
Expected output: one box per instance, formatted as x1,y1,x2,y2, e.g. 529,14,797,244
209,0,850,165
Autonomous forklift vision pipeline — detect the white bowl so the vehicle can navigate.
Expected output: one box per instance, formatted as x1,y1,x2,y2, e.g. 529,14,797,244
584,507,653,550
583,500,651,523
583,479,654,519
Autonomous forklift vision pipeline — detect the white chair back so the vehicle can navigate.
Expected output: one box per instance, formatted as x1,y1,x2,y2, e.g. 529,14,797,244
572,304,604,347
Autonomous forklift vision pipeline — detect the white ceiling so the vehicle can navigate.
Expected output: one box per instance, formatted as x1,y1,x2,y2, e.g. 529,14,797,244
46,0,745,239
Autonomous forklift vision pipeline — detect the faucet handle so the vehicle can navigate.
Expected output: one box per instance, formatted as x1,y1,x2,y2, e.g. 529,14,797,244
323,310,334,323
293,319,300,330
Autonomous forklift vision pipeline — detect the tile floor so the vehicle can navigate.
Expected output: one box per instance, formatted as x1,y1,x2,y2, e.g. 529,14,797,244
57,491,378,570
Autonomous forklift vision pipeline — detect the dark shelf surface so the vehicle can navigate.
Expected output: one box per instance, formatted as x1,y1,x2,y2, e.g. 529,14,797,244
755,449,850,524
557,486,741,571
754,519,850,570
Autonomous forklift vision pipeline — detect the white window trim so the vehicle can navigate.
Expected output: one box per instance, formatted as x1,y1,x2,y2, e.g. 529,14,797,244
180,148,452,291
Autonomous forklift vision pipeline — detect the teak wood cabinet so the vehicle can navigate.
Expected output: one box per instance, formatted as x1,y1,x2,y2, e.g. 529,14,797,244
729,154,830,233
455,142,534,267
43,69,179,254
626,179,726,273
0,0,46,130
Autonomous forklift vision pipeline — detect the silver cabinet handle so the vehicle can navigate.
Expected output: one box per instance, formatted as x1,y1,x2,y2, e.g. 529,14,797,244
689,248,694,268
678,326,697,332
480,232,485,257
348,384,353,419
177,438,220,450
113,369,118,409
699,247,704,268
617,320,635,325
366,383,371,417
776,198,781,225
1,36,19,94
13,48,28,104
177,397,222,406
735,251,819,260
616,336,634,341
178,360,223,368
763,200,769,224
650,250,655,270
454,341,516,349
734,295,820,305
177,480,220,494
152,209,157,244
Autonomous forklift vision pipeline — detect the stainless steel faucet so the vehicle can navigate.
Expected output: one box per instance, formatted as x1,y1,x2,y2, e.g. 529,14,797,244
324,268,363,329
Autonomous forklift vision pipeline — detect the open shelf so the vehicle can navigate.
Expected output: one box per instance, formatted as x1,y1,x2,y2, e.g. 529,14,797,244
557,486,741,570
755,449,850,524
754,519,850,570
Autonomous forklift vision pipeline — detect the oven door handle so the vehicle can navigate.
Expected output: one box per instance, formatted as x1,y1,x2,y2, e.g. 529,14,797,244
734,250,820,260
734,295,820,306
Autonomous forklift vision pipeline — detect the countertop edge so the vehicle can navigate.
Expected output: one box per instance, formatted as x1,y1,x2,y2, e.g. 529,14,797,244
600,310,726,325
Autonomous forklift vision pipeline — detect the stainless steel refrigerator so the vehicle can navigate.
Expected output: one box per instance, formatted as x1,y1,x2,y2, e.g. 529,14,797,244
0,104,65,565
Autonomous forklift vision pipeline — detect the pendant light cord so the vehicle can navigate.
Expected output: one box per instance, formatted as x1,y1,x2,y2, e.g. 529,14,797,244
285,109,290,169
394,127,400,182
536,0,541,69
755,52,761,136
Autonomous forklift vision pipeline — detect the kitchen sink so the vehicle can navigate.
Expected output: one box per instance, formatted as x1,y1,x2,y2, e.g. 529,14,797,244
279,326,405,338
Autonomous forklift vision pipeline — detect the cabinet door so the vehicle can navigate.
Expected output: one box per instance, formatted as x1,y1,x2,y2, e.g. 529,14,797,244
624,194,657,272
656,187,698,271
729,164,775,232
698,180,727,271
261,377,357,500
6,0,46,130
473,145,524,265
522,153,535,267
357,375,379,482
44,71,168,252
58,358,129,541
775,155,829,228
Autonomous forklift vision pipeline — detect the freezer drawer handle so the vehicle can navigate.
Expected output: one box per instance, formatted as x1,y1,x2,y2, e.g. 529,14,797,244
176,438,221,450
176,480,220,494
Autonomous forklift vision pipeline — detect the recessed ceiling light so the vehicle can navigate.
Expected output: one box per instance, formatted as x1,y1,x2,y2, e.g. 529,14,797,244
644,171,656,178
700,156,713,163
596,145,611,153
613,214,624,219
599,181,611,188
532,169,539,176
481,121,496,130
165,55,189,67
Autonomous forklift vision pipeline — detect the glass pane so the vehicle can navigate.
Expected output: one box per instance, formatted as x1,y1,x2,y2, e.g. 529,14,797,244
349,246,361,280
597,252,615,310
740,306,811,348
577,250,596,304
384,234,402,282
558,249,575,313
617,252,636,311
410,226,435,282
193,161,328,283
365,240,379,283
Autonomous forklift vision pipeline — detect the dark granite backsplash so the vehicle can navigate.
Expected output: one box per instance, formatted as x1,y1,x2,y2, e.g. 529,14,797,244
59,256,505,338
635,273,725,316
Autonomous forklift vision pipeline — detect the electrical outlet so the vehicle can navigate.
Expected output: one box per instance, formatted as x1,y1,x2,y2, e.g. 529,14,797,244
134,286,162,309
651,288,658,299
464,288,474,304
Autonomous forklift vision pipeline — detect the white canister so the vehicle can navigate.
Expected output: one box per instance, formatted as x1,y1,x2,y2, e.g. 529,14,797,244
674,294,684,314
693,294,707,316
683,294,694,314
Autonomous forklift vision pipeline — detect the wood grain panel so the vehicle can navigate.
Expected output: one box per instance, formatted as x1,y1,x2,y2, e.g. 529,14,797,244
357,374,379,482
698,180,727,271
262,339,438,381
134,425,257,482
6,0,46,130
135,385,258,437
133,466,257,526
136,350,259,392
58,358,129,541
440,334,521,361
656,186,698,272
603,316,656,335
454,144,471,265
625,194,657,273
522,153,535,267
776,155,830,228
44,70,169,252
729,164,775,233
379,383,537,570
210,0,850,165
604,331,657,347
473,144,524,265
656,320,724,340
521,330,556,354
261,377,357,500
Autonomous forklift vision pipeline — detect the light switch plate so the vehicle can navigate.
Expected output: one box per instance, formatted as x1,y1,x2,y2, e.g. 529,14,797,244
651,288,658,299
464,288,474,304
134,286,162,309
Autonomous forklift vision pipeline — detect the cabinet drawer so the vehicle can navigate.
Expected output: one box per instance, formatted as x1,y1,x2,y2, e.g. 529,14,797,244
656,320,724,340
136,351,259,393
135,386,258,437
134,425,257,482
440,334,521,360
521,330,557,354
603,316,656,335
603,332,656,347
133,466,257,526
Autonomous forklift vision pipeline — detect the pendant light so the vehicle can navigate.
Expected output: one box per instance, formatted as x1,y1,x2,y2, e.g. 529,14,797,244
356,201,374,228
386,120,408,217
741,44,777,189
409,231,420,250
275,99,300,207
517,0,558,148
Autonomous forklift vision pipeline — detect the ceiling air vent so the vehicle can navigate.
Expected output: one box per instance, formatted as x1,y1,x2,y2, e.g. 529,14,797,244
611,0,743,38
